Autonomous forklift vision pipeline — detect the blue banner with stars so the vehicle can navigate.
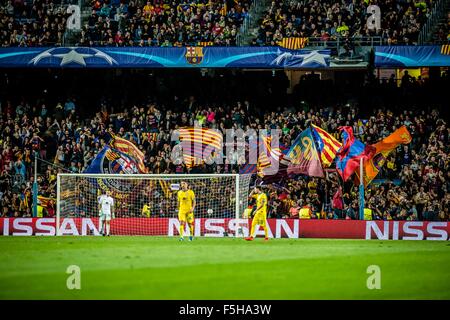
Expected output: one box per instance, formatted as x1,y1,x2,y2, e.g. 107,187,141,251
375,45,450,67
0,47,330,69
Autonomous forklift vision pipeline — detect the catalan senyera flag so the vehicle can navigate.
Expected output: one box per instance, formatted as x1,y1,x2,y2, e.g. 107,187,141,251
197,41,214,47
286,128,324,177
110,135,147,173
159,180,172,198
277,37,308,50
37,195,55,210
356,126,412,186
441,44,450,55
178,127,223,168
311,124,342,167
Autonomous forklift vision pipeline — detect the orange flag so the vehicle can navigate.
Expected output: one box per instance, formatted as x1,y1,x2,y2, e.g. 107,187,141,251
357,126,412,186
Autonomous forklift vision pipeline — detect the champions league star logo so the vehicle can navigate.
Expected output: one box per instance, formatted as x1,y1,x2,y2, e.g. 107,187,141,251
271,49,329,67
29,47,118,66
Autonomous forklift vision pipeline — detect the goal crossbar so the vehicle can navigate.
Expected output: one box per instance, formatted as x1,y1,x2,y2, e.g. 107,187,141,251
56,173,252,237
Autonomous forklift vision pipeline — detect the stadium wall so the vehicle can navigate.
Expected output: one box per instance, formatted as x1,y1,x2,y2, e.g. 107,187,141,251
0,218,448,240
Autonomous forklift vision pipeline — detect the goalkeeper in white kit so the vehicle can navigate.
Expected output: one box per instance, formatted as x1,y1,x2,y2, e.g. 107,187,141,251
98,190,115,236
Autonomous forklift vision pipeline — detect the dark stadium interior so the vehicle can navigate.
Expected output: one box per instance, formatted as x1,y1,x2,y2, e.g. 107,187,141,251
1,66,449,114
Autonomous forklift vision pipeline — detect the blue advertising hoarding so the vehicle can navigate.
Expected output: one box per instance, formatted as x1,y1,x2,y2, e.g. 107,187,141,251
375,45,450,68
0,46,331,69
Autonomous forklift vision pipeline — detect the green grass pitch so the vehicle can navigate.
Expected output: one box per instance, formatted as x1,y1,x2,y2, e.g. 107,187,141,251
0,237,449,300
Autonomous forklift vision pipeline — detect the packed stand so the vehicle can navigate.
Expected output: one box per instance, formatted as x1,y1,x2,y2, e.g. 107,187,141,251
0,0,69,47
435,11,450,43
254,0,431,46
79,0,251,46
0,71,449,221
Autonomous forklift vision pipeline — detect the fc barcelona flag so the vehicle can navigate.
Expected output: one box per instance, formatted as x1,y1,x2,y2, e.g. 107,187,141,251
83,146,143,202
110,135,147,173
239,164,257,174
336,126,376,181
85,145,141,174
239,138,258,174
356,126,412,186
286,128,324,177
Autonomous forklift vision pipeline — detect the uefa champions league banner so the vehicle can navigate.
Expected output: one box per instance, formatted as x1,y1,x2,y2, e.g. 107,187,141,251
0,46,330,68
1,218,449,240
375,45,450,67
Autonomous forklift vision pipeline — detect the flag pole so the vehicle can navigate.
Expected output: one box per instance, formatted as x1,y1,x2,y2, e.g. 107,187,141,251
359,157,364,220
33,151,38,218
308,122,325,177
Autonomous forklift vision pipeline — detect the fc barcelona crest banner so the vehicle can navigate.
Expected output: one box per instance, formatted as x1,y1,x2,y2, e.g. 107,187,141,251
84,146,141,175
185,46,204,64
0,47,330,69
83,146,142,198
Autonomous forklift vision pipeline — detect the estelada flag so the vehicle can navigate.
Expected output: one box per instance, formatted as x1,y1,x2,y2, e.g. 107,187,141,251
311,124,342,168
356,126,412,186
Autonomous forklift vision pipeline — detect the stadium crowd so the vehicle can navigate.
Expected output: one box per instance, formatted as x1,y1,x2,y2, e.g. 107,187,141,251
80,0,251,46
255,0,431,46
0,69,449,221
0,0,442,47
435,10,450,43
0,0,68,47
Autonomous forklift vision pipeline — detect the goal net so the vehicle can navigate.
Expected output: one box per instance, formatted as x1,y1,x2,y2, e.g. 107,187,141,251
56,174,252,237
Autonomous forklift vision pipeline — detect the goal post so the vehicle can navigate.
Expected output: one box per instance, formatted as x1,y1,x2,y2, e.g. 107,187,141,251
56,173,252,237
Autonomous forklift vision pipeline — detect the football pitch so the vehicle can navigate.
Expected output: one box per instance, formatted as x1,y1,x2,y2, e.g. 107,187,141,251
0,237,449,300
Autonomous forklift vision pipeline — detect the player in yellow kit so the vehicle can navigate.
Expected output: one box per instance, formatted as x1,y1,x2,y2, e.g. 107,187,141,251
245,186,269,241
177,181,196,241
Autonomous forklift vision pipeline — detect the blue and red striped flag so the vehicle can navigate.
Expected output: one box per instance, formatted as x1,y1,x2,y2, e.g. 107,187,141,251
336,126,376,181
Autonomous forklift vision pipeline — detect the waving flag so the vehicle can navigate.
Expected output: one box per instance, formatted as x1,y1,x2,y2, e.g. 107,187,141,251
336,127,375,181
239,164,257,174
356,126,412,186
239,136,259,174
286,128,324,177
85,145,142,174
110,135,147,173
178,127,223,168
83,146,144,204
311,124,342,167
258,134,291,177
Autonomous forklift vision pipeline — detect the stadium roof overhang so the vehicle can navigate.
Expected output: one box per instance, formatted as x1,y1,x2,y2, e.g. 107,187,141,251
0,47,334,69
